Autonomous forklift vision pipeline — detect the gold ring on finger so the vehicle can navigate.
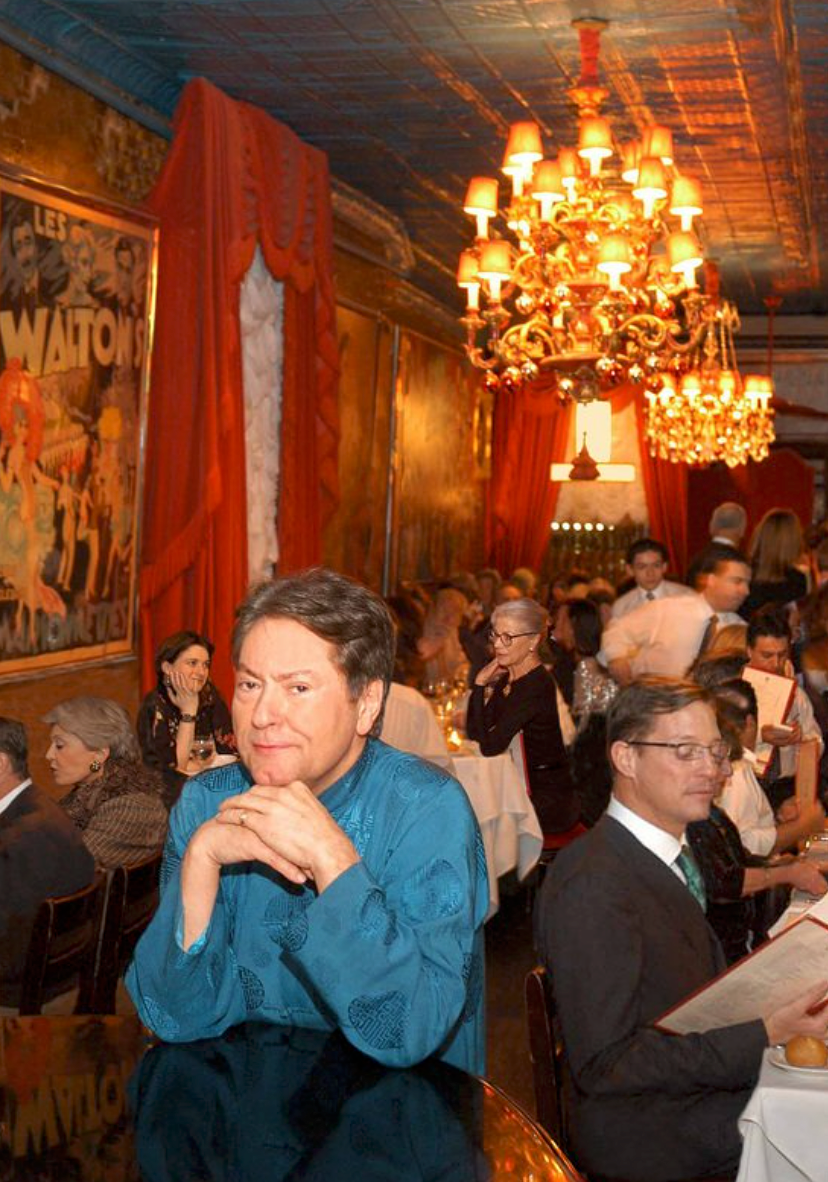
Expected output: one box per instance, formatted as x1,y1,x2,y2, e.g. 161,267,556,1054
238,809,248,827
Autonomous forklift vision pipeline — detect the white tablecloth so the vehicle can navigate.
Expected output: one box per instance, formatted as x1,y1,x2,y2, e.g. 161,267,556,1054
452,743,542,919
737,1048,828,1181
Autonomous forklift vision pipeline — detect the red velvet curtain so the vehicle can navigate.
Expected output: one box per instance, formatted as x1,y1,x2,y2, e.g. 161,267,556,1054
487,381,690,577
139,79,339,696
614,383,689,576
686,449,814,560
489,375,572,574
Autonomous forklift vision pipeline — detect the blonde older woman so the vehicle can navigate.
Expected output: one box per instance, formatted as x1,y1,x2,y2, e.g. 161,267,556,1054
466,597,579,837
45,696,168,869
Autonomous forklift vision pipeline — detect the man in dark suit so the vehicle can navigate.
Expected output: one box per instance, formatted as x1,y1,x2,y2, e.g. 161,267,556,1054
0,716,95,1006
686,501,747,589
535,678,828,1182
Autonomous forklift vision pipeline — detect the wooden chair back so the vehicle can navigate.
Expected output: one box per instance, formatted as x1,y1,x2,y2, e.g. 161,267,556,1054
91,849,162,1013
525,964,568,1151
526,966,733,1182
18,872,107,1015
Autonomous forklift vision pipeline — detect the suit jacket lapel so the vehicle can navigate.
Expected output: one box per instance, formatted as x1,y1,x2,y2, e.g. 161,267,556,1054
602,816,725,971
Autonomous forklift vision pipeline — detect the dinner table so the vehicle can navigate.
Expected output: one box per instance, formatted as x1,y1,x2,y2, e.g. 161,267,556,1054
0,1013,584,1181
449,738,542,919
737,1045,828,1182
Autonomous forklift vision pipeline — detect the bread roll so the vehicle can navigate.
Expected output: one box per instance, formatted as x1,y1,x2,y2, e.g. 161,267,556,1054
785,1036,828,1067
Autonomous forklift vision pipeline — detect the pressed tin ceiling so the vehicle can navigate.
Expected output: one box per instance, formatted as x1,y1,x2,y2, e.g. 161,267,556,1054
0,0,827,321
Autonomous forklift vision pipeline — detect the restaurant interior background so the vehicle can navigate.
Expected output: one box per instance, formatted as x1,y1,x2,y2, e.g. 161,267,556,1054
0,0,827,787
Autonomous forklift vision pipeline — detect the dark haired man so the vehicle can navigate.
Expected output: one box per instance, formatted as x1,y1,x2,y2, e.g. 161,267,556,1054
746,605,823,810
0,716,95,1005
6,204,44,317
611,537,690,620
128,568,487,1070
535,678,828,1182
602,544,750,684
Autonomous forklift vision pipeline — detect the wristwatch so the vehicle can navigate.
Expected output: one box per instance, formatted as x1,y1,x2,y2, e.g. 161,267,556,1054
179,712,197,723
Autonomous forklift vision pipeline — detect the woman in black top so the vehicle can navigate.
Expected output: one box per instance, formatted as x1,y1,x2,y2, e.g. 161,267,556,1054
466,598,578,835
137,630,235,803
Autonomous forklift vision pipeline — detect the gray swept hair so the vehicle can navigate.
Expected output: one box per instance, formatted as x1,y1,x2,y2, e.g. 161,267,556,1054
491,597,548,635
43,696,140,761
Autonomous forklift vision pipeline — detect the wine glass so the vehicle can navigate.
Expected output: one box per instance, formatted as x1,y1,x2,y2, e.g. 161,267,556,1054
189,736,216,772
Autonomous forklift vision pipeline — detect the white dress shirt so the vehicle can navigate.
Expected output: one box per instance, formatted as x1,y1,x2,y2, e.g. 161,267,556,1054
717,753,776,856
601,592,743,678
0,777,31,817
611,579,692,620
606,794,687,884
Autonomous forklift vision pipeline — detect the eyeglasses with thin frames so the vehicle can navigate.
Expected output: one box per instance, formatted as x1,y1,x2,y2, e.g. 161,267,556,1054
487,628,536,648
626,740,731,764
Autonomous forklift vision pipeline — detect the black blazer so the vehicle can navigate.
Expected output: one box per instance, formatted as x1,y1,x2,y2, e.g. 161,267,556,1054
0,783,96,1001
534,815,767,1182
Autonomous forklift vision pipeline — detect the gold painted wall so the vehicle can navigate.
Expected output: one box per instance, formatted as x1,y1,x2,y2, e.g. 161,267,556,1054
323,305,394,587
0,43,167,205
391,331,484,584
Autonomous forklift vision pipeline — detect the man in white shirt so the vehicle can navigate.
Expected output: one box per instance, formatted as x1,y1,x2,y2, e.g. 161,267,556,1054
611,537,691,620
746,606,824,794
602,545,751,685
535,677,828,1182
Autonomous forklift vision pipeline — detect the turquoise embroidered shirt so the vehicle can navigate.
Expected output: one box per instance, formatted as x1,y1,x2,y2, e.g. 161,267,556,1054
126,739,488,1073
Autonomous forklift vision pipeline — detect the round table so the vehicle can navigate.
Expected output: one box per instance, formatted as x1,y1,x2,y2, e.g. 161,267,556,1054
1,1014,584,1180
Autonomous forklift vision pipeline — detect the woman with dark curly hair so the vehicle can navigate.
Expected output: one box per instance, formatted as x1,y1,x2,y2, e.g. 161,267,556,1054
46,696,168,868
137,631,236,798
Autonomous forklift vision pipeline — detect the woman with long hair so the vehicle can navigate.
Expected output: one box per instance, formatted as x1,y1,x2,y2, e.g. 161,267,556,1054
137,630,236,799
743,509,808,616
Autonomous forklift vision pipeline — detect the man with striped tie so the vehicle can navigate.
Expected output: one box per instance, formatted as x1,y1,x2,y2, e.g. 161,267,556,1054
535,678,828,1182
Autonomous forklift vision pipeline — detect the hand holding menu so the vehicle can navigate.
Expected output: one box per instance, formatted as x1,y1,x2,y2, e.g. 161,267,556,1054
741,666,797,775
657,915,828,1035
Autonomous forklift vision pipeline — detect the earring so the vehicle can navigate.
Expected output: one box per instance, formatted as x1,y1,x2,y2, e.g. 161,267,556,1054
89,759,102,773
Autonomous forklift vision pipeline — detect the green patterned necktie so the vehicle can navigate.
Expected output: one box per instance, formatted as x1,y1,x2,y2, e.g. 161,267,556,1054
675,845,707,912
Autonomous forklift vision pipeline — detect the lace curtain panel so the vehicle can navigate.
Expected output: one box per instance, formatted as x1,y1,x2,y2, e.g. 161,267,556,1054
241,247,283,582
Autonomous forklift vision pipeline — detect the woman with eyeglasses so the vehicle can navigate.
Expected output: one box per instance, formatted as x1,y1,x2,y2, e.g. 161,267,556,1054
466,597,579,836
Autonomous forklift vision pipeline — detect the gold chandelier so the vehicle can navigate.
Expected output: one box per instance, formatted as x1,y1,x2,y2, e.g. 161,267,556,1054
644,292,775,467
457,18,717,406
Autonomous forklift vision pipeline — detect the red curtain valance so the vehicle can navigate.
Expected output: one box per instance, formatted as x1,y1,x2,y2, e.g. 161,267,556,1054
139,78,339,695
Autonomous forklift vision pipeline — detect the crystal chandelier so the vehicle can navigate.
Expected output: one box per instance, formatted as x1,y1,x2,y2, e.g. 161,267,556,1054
457,18,715,405
644,291,775,467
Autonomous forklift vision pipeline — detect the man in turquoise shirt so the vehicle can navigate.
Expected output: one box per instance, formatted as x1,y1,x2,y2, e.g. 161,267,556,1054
127,568,488,1072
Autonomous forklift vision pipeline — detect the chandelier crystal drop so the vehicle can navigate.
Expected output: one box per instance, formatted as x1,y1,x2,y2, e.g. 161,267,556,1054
458,19,713,405
643,297,775,468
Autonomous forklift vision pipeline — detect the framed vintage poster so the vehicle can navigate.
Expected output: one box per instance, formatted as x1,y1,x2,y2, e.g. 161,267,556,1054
0,169,157,676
